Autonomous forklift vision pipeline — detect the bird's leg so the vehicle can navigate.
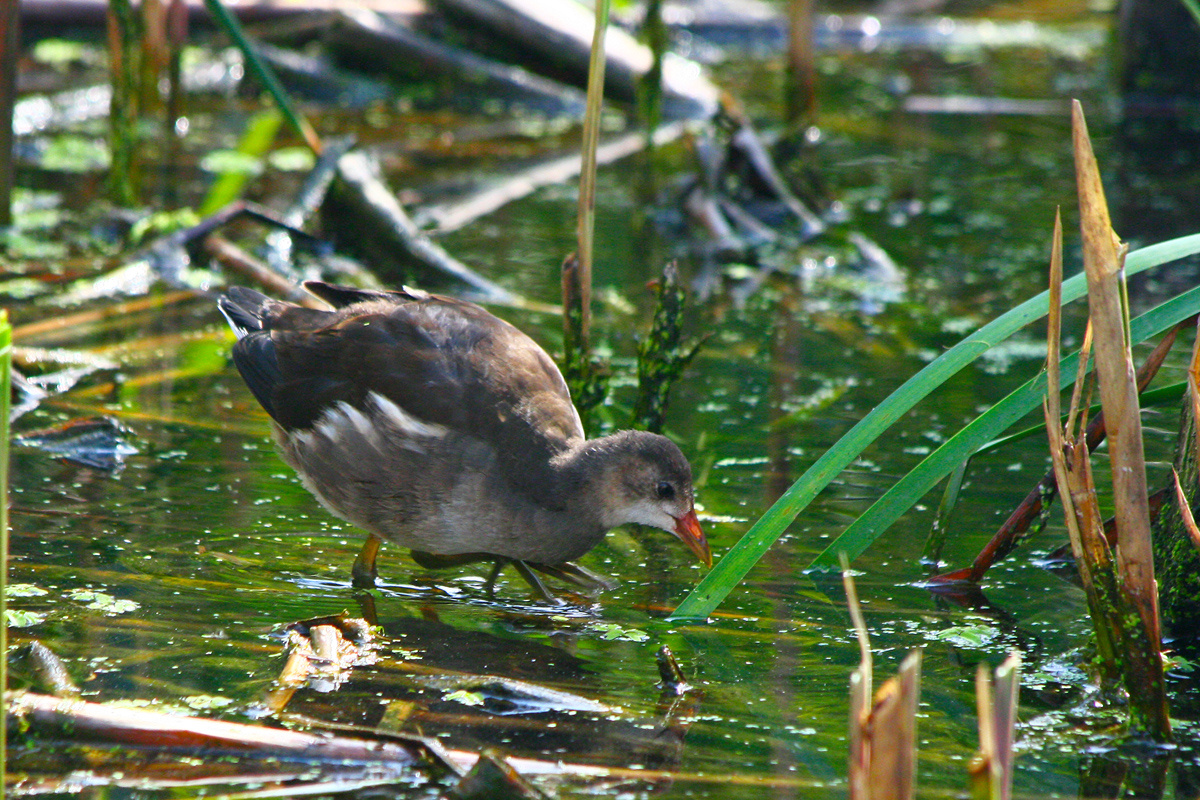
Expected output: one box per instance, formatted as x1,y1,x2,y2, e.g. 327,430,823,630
483,559,507,598
511,561,556,601
351,534,382,588
528,561,614,593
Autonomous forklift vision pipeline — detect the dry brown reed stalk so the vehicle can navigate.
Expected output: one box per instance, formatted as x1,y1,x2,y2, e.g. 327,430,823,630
843,555,921,800
1042,103,1171,740
1073,102,1159,646
1044,210,1120,685
969,652,1019,800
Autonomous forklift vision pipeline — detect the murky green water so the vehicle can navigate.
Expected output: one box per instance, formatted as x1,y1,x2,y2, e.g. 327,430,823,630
8,1,1200,797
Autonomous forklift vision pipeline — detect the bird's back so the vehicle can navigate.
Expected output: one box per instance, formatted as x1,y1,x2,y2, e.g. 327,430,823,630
219,284,585,510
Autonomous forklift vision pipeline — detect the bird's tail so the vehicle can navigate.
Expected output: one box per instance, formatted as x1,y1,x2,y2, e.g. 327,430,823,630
217,287,271,339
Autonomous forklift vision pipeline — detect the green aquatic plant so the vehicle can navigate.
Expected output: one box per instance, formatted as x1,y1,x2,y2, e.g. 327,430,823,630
670,231,1200,621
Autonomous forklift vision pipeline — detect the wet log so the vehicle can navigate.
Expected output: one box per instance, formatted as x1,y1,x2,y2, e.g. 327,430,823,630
329,151,520,306
414,121,687,234
433,0,719,120
325,9,586,117
7,690,422,765
18,0,425,29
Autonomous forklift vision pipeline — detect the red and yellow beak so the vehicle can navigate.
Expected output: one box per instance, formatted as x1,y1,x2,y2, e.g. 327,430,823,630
673,507,712,568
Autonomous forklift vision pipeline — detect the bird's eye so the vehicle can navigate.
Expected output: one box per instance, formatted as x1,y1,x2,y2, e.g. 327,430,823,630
655,481,675,500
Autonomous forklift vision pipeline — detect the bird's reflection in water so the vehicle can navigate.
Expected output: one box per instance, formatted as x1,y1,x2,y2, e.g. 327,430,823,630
275,596,696,783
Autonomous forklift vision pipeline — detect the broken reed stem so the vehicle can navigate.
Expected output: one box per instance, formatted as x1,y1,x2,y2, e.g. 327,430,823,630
1073,101,1159,641
843,553,921,800
1072,100,1169,739
561,1,614,437
844,553,871,800
970,652,1020,800
1044,210,1122,687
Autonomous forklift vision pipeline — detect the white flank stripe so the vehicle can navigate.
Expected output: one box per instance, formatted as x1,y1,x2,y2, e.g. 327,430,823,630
369,392,448,439
338,401,381,446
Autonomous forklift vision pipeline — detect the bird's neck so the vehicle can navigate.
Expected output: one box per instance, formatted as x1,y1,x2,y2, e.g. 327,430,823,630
549,433,630,529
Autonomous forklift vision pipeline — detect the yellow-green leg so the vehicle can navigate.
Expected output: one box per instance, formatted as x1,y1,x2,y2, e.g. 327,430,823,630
351,534,382,588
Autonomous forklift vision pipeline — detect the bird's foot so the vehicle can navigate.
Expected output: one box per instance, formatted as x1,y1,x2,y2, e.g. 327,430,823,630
527,561,614,593
412,553,606,603
481,559,558,603
511,561,557,602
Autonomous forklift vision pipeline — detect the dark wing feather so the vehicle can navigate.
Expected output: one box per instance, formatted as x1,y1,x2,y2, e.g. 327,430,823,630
229,331,284,420
301,281,407,309
217,288,270,335
220,285,584,500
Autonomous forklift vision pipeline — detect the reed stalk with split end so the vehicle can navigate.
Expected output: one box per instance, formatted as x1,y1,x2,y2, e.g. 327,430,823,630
1042,102,1170,740
563,0,613,433
969,653,1019,800
844,554,921,800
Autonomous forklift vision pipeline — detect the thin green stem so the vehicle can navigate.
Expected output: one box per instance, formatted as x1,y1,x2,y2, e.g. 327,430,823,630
201,0,322,154
576,0,610,324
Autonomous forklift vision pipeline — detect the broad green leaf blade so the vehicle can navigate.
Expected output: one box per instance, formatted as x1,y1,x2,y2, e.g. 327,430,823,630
808,273,1200,570
669,233,1200,621
199,110,283,216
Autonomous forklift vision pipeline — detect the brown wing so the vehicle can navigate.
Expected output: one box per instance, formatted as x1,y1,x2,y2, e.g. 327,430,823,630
225,285,584,484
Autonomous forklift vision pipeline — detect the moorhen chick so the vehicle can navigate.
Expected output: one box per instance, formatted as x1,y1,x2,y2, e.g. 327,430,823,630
218,282,711,598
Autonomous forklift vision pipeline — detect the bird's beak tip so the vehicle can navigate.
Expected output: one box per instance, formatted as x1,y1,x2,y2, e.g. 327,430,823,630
674,507,711,569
